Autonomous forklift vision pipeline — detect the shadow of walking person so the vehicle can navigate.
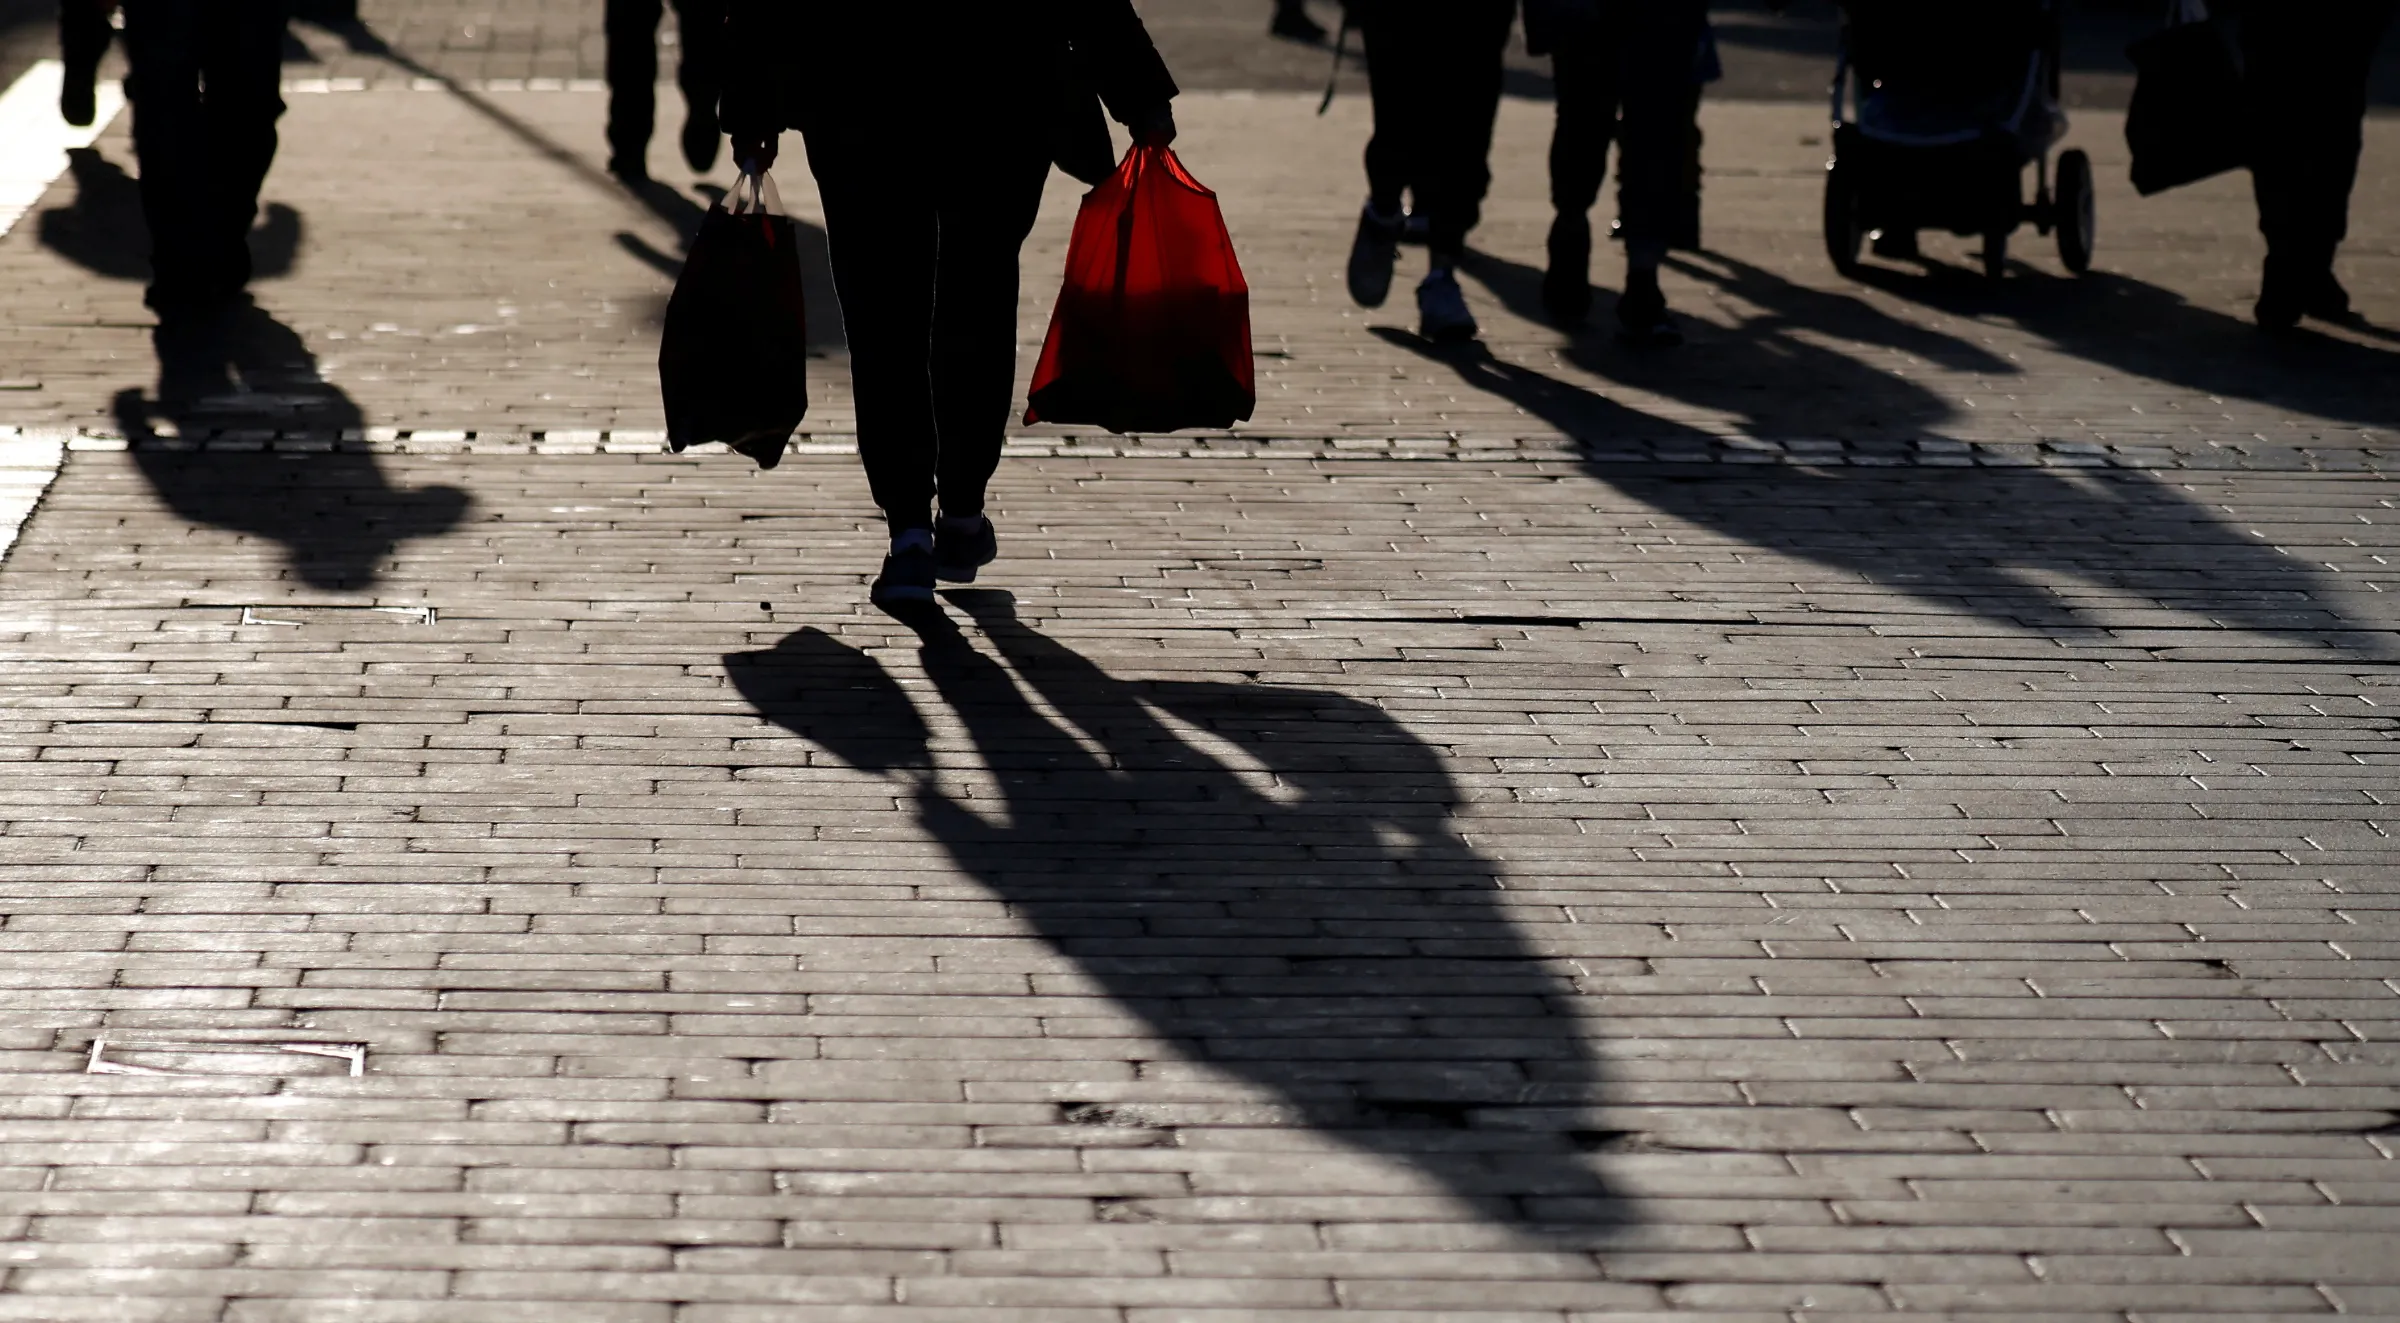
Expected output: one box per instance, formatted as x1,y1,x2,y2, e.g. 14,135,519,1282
37,148,301,287
1850,261,2400,431
725,595,1625,1239
113,301,468,591
1372,320,2393,660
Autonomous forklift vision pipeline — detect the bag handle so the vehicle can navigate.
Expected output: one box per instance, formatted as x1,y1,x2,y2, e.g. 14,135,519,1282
726,168,785,218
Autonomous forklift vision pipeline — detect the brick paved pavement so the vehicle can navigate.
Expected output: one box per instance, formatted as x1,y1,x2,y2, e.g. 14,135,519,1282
0,11,2397,1322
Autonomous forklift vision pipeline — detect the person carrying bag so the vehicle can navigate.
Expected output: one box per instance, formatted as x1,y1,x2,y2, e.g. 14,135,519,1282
719,0,1181,609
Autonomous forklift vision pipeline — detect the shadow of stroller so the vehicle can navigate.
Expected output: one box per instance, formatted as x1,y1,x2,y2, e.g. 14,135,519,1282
113,302,468,591
37,148,301,287
1371,315,2391,660
726,592,1625,1238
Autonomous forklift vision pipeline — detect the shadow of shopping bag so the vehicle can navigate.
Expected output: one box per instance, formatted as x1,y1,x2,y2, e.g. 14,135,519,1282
660,170,808,468
2125,15,2246,196
1025,143,1255,435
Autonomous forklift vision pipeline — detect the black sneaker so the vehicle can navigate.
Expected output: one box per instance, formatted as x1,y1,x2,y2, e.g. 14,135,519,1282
1615,271,1683,348
1416,268,1478,343
934,514,997,584
607,154,649,189
1346,202,1404,309
1543,212,1593,328
871,534,938,607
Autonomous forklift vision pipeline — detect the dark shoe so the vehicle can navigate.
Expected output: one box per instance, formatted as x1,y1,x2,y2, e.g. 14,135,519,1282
2256,258,2309,333
2306,271,2355,324
1346,202,1404,308
934,514,997,584
1401,210,1431,246
59,70,97,128
1543,212,1593,327
1870,228,1920,260
1615,272,1683,348
1270,3,1327,42
151,301,240,408
1416,268,1478,343
681,114,720,174
728,430,786,470
607,153,650,189
871,533,938,607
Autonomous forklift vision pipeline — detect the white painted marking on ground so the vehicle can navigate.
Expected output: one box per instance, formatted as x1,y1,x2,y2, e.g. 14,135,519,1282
0,431,68,564
0,59,126,237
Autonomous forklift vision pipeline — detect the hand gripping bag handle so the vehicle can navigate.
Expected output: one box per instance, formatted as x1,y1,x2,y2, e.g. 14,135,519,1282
726,167,786,218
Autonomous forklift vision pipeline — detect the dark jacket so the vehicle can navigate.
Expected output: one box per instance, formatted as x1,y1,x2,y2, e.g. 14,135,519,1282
721,0,1179,184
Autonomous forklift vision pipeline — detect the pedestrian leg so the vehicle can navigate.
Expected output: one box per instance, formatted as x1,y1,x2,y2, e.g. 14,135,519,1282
195,3,287,302
2242,0,2395,327
1543,36,1620,326
1406,0,1512,341
807,134,940,540
669,0,725,172
1611,0,1707,345
58,0,113,127
605,0,664,182
926,142,1051,528
1346,0,1434,308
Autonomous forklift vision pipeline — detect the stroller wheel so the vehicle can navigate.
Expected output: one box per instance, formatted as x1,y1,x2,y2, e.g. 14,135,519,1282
1983,230,2009,281
2055,149,2096,275
1824,157,1866,277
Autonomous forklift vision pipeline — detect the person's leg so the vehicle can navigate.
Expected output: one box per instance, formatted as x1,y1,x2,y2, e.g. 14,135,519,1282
1416,0,1513,264
1349,0,1431,307
58,0,113,127
807,132,940,538
669,0,724,171
1611,0,1707,343
1405,0,1511,340
926,142,1049,529
604,0,663,178
2243,0,2391,325
1271,0,1326,42
194,2,287,305
121,0,213,312
1543,36,1620,324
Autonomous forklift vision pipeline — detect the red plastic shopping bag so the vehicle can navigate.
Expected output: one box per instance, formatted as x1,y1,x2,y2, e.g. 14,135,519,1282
1024,143,1255,434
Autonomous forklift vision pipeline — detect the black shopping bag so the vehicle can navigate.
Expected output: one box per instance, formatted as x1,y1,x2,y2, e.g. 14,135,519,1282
659,170,808,468
2125,17,2246,196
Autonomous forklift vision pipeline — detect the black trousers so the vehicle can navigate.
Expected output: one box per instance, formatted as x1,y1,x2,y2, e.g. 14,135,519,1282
1359,0,1516,259
606,0,726,166
1548,0,1707,250
2239,0,2396,278
120,0,285,313
804,121,1052,533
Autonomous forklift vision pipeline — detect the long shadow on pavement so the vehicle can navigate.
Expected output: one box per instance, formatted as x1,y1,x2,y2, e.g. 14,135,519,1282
1380,265,2389,657
727,591,1624,1238
112,302,467,591
1850,259,2400,432
37,148,301,287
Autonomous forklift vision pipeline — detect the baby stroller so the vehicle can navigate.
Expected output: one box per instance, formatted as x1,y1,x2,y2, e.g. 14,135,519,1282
1823,0,2095,279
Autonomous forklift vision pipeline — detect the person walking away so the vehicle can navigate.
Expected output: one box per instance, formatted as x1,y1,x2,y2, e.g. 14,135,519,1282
1272,0,1328,42
1528,0,1711,344
59,0,115,127
721,1,1179,608
606,0,726,185
2237,0,2396,331
1342,0,1517,343
119,0,284,391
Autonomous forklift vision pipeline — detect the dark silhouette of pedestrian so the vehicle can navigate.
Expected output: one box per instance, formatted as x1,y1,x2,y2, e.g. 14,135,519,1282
1528,0,1712,344
1341,0,1518,343
721,1,1179,608
606,0,727,185
117,0,285,341
1272,0,1327,42
2237,0,2397,330
58,0,114,127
